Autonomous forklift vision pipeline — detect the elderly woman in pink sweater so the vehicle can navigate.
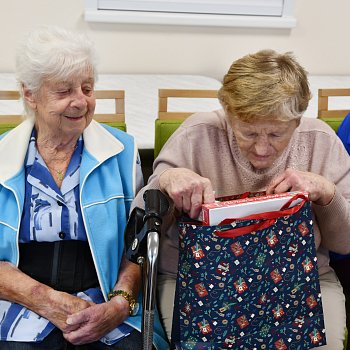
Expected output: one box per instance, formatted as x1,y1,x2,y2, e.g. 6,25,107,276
132,49,350,349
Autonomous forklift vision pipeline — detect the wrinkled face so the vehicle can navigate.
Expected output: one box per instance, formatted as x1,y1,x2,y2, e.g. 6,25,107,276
231,118,299,170
26,71,96,139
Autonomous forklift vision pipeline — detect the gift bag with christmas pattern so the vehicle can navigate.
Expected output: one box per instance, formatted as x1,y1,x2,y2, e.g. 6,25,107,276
172,193,326,350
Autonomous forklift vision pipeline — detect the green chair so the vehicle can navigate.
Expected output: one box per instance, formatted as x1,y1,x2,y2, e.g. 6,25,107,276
94,90,127,131
0,89,127,134
0,90,23,134
318,88,350,132
155,88,218,158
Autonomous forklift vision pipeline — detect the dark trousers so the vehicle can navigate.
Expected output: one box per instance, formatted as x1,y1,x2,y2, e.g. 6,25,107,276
0,328,143,350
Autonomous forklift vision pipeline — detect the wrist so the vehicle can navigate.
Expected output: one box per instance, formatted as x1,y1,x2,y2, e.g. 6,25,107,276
317,183,336,206
109,294,129,319
108,289,139,316
158,168,172,192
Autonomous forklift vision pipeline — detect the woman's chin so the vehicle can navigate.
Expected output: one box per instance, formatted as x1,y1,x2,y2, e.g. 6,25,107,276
250,158,274,170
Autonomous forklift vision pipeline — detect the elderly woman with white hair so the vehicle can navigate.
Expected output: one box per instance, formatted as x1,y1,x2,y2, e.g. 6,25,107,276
0,26,168,350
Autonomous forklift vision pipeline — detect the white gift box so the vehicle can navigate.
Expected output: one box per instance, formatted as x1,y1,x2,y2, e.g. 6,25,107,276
200,191,309,225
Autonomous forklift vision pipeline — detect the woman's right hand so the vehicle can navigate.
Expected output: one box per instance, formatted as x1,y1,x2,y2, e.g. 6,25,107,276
159,168,215,218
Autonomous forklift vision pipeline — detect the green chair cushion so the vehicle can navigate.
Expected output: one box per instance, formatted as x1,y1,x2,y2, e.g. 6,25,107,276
154,119,182,158
0,124,19,135
103,122,127,132
318,117,344,133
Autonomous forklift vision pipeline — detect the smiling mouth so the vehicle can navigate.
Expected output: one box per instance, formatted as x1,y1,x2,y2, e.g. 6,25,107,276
65,115,84,119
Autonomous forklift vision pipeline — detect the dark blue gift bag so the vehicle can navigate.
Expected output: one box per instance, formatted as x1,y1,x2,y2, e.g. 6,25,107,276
172,195,326,349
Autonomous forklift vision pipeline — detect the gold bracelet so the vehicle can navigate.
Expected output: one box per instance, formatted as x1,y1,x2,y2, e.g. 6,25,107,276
108,289,138,316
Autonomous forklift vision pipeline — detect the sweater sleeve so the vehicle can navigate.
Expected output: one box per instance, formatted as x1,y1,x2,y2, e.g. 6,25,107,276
314,189,350,254
312,131,350,254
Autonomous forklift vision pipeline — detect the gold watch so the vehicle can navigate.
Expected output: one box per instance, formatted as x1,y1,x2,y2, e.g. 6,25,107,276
108,289,138,316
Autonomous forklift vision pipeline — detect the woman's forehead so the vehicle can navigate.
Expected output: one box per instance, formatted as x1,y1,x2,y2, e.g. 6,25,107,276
233,118,294,132
46,74,94,87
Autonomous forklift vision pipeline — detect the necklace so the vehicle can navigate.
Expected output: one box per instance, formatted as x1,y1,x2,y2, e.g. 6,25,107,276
47,165,66,182
55,169,65,181
46,152,74,183
43,143,78,183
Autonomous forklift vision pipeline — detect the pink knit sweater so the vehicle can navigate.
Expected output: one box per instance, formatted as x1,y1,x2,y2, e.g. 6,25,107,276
132,110,350,277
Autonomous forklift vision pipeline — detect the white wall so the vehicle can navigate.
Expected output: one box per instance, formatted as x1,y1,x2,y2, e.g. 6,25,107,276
0,0,349,79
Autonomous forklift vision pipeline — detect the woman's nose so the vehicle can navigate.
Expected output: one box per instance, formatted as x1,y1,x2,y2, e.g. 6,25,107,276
70,88,88,109
254,137,270,155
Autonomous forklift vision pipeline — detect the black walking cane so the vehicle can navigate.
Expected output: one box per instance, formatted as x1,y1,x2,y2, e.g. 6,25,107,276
124,189,169,350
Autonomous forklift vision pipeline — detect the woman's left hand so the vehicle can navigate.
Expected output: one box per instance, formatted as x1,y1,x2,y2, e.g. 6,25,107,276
266,168,335,206
63,296,129,345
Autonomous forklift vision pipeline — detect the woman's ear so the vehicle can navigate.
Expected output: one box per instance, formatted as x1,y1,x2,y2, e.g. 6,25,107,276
23,85,37,110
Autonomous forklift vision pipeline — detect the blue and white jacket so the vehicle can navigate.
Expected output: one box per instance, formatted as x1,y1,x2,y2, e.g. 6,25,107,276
0,118,168,349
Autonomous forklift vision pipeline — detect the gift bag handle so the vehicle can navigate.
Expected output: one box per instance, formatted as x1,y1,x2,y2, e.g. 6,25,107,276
214,193,308,238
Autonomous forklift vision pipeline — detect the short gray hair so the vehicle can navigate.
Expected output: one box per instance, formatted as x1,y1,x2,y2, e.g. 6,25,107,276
218,49,311,123
16,26,98,116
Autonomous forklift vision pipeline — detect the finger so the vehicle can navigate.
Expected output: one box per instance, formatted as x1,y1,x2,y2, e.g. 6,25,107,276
65,321,102,344
272,180,293,194
66,311,89,326
63,330,86,346
169,188,185,213
182,192,192,214
266,173,286,194
189,187,204,219
202,182,215,204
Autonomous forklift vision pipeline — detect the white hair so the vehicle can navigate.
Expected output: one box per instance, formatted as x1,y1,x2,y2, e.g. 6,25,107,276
15,26,98,117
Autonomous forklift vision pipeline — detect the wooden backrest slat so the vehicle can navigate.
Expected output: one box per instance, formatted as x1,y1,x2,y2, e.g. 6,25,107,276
318,88,350,119
158,89,218,120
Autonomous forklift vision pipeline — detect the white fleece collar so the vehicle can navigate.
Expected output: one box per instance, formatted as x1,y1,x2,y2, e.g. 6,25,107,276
83,120,124,162
0,119,34,183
